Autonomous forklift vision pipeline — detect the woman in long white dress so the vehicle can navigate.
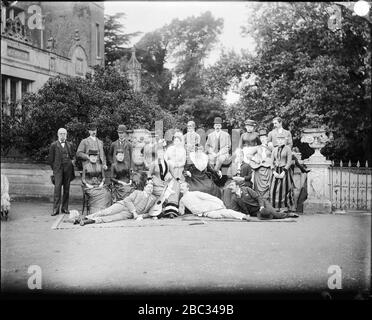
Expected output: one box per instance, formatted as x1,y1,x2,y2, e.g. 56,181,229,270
163,132,186,217
164,132,186,180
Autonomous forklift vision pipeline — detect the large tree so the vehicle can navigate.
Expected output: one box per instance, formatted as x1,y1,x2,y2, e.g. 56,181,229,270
104,13,141,66
226,2,371,161
168,11,224,100
17,66,178,161
135,11,224,114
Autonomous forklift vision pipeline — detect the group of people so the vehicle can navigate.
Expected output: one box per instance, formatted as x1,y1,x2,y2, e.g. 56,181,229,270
48,116,309,226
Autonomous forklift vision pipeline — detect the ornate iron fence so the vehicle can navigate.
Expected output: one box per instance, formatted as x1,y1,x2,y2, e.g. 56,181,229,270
329,160,372,211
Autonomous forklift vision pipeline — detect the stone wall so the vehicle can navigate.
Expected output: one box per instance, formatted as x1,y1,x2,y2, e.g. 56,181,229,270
14,1,104,67
1,161,307,210
1,36,72,91
1,162,83,203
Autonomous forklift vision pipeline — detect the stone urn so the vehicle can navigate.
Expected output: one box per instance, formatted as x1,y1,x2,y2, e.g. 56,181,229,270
300,127,333,214
301,127,332,163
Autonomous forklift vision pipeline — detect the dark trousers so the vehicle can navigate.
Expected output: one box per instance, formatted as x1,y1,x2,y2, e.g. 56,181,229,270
247,200,287,219
53,164,72,212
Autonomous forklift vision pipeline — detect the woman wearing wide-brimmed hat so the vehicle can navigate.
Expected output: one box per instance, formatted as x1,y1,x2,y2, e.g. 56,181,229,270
236,119,261,165
238,119,261,148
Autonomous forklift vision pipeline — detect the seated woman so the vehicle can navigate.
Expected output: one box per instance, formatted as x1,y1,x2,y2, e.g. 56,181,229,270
164,132,186,180
110,149,134,202
82,149,112,214
184,145,221,198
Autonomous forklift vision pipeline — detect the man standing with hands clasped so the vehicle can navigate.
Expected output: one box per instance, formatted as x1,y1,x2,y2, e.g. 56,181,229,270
49,128,76,216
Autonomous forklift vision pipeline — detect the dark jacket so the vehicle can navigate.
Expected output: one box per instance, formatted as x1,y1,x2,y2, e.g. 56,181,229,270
239,163,253,188
48,140,75,177
76,136,106,167
271,145,292,170
230,186,264,214
108,139,133,168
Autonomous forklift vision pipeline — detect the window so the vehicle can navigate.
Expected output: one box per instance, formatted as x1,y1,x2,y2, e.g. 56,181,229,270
22,81,28,94
50,57,56,71
10,78,17,103
72,46,87,77
96,23,101,58
1,77,6,103
1,75,33,117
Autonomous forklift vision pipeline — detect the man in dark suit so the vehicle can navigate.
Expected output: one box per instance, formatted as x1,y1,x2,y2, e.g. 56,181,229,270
49,128,76,216
226,181,299,219
108,124,133,169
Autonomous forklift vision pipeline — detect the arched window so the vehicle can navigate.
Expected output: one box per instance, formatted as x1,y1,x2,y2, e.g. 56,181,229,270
70,45,88,77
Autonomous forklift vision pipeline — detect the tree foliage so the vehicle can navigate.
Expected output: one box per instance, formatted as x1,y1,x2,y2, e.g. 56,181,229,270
177,95,226,130
226,2,371,161
17,66,178,161
104,13,142,66
135,11,224,116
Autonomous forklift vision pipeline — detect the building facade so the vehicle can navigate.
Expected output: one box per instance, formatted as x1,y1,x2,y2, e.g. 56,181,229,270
1,1,104,115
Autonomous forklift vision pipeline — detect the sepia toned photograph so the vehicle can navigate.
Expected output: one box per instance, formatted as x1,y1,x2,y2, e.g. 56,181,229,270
1,0,371,304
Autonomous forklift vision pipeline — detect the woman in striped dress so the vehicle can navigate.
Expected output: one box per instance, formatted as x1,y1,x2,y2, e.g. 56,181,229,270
252,129,273,200
270,133,294,212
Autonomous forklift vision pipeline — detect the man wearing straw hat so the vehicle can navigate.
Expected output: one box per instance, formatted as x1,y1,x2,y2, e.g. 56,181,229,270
184,120,201,169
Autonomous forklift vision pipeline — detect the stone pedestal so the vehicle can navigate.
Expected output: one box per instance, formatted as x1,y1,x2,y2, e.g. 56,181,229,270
301,128,332,214
302,160,332,214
